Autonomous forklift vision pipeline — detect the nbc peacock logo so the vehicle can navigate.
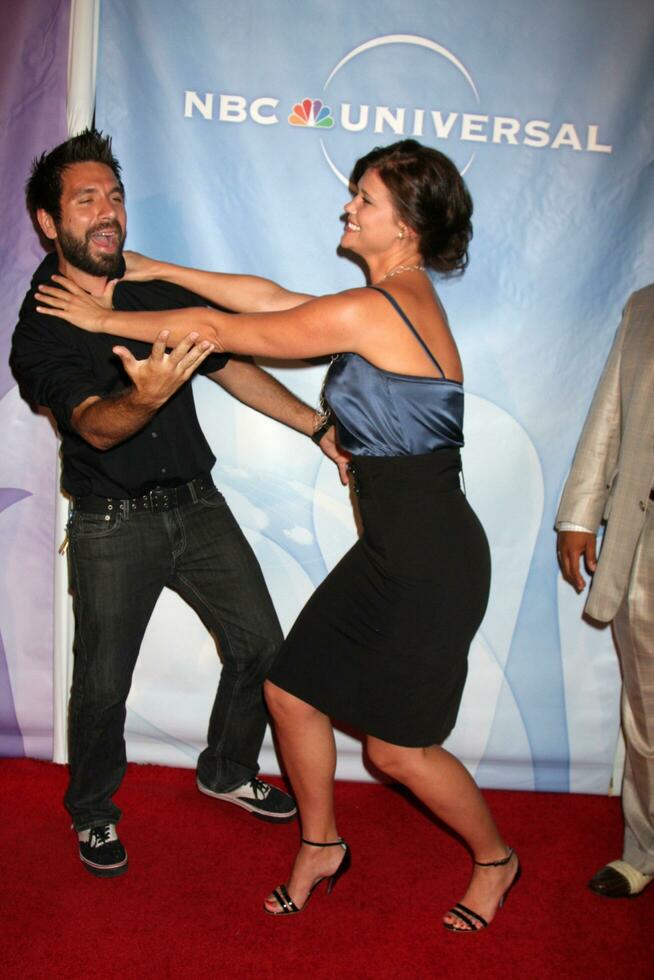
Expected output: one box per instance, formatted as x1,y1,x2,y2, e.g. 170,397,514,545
288,98,334,128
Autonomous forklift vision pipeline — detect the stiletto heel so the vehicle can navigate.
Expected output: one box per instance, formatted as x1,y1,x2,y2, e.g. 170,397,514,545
265,838,351,916
443,847,521,933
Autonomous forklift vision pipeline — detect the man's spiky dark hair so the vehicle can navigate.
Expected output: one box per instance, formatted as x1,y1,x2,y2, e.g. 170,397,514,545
26,128,123,221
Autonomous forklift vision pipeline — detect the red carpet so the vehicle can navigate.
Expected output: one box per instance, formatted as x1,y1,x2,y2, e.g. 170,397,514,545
2,759,653,979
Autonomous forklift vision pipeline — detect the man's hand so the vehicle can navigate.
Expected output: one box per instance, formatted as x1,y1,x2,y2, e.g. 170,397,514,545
317,426,350,486
557,530,598,592
71,331,213,450
113,330,213,409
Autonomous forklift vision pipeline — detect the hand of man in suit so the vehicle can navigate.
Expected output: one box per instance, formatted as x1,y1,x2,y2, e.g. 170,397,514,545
557,530,598,592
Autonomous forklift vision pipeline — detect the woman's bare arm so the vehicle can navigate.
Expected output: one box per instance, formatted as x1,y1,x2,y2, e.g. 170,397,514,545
36,276,366,361
123,251,314,312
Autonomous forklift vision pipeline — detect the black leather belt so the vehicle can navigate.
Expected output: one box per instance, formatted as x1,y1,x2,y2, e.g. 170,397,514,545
73,474,213,515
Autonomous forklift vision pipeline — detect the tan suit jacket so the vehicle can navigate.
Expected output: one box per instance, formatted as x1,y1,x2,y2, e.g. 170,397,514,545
556,285,654,622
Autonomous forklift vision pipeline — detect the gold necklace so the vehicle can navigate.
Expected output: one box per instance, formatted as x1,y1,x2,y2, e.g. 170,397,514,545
376,263,426,283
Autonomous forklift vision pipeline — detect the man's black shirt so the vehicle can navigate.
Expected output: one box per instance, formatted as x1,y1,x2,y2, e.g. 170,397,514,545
10,253,229,497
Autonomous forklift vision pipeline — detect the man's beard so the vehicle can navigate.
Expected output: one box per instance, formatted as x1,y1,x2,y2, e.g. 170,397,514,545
56,221,126,278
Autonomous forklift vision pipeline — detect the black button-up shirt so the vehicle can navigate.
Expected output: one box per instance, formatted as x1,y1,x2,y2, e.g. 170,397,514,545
11,253,229,498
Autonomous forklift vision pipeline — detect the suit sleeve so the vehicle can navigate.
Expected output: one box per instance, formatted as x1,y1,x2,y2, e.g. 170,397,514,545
555,298,633,532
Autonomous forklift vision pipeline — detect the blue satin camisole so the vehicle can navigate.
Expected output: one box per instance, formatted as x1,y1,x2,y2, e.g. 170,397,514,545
323,286,464,457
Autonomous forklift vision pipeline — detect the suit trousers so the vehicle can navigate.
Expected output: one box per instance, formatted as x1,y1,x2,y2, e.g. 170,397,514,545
613,506,654,874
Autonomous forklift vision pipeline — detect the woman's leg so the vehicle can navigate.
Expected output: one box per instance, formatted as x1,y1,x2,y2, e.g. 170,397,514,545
263,680,347,910
367,737,519,928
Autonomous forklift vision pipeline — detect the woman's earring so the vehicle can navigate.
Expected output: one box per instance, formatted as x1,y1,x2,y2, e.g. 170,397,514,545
397,229,405,240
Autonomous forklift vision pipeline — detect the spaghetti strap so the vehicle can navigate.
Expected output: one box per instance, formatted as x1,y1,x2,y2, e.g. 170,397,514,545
368,285,445,378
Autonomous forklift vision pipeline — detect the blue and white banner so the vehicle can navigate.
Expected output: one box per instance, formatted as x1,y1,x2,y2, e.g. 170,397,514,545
92,0,654,791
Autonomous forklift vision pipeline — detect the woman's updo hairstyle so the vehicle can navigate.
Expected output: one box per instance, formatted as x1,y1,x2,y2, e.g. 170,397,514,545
350,139,473,276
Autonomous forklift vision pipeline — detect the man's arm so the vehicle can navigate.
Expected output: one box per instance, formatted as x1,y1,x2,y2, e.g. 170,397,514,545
209,358,350,484
72,332,213,450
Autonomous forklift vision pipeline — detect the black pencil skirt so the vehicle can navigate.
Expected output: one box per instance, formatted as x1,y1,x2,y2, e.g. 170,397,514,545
267,449,491,747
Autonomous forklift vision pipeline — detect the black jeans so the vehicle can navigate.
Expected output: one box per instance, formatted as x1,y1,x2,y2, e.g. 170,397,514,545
63,484,283,831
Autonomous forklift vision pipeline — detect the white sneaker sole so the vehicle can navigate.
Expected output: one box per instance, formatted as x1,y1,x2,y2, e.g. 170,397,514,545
196,779,297,823
80,853,128,877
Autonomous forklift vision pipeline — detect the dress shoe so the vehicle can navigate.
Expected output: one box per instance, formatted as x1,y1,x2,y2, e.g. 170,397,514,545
588,860,653,898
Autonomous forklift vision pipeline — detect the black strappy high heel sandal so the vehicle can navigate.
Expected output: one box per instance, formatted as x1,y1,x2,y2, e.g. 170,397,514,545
265,838,351,916
443,847,522,933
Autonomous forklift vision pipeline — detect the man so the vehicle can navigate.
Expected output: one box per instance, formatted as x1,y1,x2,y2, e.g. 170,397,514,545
11,130,342,878
556,285,654,898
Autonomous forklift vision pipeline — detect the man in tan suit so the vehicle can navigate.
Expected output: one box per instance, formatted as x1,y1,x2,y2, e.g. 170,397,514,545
556,285,654,898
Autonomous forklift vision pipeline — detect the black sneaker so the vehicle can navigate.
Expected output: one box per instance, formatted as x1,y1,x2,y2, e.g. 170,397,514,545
78,824,128,877
197,776,297,823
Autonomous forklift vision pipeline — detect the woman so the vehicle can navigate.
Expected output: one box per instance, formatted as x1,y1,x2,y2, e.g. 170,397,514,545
36,139,520,932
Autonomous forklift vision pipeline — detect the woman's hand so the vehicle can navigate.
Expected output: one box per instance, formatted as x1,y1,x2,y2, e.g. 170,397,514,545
35,275,110,332
123,250,159,282
317,425,351,486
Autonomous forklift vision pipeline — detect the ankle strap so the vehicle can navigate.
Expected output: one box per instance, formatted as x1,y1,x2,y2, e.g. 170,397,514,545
301,837,346,847
474,846,514,868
